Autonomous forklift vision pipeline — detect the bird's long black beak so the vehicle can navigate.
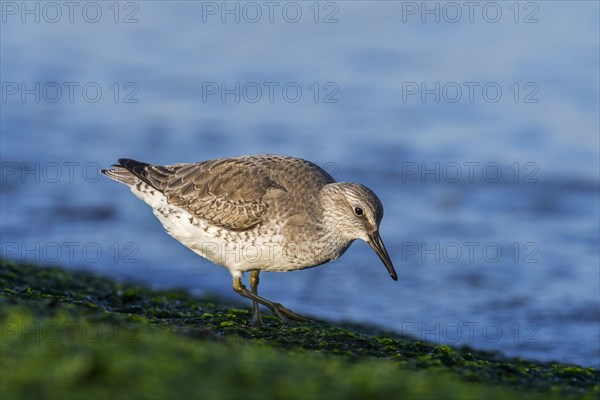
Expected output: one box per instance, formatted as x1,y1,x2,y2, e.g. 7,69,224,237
367,231,398,281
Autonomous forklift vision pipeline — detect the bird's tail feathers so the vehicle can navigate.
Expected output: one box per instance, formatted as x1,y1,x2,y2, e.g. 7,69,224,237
101,163,138,186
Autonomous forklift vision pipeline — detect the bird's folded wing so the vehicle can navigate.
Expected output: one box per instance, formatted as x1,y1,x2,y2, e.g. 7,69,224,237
136,158,278,231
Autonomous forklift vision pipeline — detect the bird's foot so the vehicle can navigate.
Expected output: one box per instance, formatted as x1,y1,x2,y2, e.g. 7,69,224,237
272,303,311,323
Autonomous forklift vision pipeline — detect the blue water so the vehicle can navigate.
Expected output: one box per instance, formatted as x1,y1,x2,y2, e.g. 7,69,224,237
1,2,599,367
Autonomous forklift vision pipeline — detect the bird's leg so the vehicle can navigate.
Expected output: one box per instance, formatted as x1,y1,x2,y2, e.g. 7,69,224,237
233,276,310,324
249,270,263,327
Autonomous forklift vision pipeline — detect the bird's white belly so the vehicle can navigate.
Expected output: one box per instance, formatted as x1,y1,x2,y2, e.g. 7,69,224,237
131,183,311,274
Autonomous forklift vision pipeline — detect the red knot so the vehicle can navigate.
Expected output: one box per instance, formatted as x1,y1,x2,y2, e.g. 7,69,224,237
102,155,397,326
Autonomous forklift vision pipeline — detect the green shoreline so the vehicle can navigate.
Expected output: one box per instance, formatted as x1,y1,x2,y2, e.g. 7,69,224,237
1,259,598,399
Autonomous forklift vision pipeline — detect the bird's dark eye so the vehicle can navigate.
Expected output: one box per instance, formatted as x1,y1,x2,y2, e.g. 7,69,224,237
354,207,364,216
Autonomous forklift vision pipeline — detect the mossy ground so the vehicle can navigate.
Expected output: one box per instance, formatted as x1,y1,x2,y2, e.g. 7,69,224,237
1,259,598,399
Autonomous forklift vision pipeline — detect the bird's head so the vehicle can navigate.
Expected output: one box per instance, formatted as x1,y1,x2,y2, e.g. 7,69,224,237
321,182,398,281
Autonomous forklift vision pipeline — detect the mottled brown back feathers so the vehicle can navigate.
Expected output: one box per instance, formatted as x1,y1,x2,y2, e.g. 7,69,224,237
102,155,335,231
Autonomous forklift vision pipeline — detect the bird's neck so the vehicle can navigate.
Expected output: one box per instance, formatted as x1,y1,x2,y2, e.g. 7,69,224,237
319,183,353,245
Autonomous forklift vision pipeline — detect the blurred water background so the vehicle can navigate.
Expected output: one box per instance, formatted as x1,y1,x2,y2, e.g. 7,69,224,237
1,1,598,367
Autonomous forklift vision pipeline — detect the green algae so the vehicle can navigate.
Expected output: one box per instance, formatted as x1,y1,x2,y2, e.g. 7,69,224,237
1,259,598,399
